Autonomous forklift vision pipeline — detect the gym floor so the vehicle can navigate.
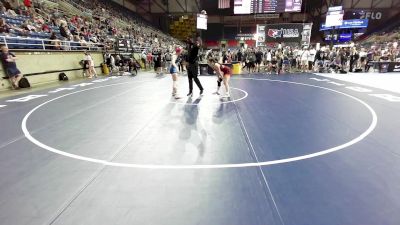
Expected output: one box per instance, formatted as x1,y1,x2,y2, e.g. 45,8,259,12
0,72,399,225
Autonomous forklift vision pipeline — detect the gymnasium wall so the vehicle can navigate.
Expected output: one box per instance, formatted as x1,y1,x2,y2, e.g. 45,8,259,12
0,51,103,91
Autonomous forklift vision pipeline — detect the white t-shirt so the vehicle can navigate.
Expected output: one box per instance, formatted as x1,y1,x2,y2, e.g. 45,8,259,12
359,51,367,58
266,52,272,61
84,55,94,67
308,49,316,62
110,56,115,67
297,50,303,58
301,50,310,61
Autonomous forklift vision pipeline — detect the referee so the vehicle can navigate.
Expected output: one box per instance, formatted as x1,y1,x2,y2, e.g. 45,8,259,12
186,36,204,97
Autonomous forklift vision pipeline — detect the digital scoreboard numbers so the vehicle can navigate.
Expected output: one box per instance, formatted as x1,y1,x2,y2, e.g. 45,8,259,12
263,0,280,13
234,0,302,14
284,0,302,12
234,0,251,14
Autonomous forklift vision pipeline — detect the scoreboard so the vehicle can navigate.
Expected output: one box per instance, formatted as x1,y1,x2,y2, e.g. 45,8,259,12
234,0,302,14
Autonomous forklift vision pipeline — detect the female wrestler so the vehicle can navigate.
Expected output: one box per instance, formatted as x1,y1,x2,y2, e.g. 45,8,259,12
170,47,182,98
208,58,231,98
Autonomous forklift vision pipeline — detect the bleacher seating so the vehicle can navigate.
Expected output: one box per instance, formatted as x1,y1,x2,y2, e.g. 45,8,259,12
0,0,182,51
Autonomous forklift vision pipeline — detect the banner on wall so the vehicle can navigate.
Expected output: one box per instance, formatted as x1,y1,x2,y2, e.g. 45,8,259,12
264,23,312,45
256,25,266,47
265,23,303,42
345,9,397,33
320,19,369,31
301,23,313,46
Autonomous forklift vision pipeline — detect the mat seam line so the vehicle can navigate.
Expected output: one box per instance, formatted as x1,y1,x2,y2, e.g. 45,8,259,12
45,79,166,225
231,90,286,225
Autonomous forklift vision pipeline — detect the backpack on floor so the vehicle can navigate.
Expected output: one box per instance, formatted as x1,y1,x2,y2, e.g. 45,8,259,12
59,72,69,81
18,77,31,88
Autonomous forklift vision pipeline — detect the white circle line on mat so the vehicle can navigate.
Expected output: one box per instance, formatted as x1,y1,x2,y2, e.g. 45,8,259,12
22,78,378,169
169,87,248,105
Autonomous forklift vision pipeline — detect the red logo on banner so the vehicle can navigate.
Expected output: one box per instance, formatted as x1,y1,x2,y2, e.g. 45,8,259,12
267,29,282,38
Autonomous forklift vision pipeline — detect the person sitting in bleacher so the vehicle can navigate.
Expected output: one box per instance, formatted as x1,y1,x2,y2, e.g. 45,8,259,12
0,5,6,14
5,8,17,17
79,36,88,49
1,0,22,15
1,0,182,51
41,22,50,33
21,19,36,32
59,21,72,40
0,18,10,33
49,32,61,50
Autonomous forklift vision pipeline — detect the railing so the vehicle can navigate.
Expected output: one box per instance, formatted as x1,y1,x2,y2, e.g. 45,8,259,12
0,36,104,51
117,46,151,54
0,36,151,53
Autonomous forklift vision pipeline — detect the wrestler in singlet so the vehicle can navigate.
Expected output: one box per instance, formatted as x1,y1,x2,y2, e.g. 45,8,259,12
170,47,182,99
220,64,232,76
208,58,231,98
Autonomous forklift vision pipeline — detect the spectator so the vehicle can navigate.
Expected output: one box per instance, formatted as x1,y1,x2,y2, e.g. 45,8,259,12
308,47,316,72
146,51,153,69
79,36,88,49
153,48,162,74
164,50,172,73
394,50,400,62
300,47,310,72
359,48,367,72
1,45,23,89
23,0,31,8
83,51,97,78
255,49,263,72
247,50,256,73
49,32,61,50
0,1,11,10
339,48,348,70
0,18,11,33
21,20,36,32
41,23,50,33
129,58,138,75
8,0,19,9
0,6,7,14
6,7,17,16
60,22,71,40
380,51,390,62
349,47,359,72
0,0,183,53
104,52,113,71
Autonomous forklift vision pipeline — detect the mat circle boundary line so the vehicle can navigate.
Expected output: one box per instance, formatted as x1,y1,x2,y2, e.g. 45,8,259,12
21,78,378,169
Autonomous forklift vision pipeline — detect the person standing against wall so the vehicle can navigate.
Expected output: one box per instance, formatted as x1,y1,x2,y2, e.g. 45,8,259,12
1,45,22,89
84,51,97,78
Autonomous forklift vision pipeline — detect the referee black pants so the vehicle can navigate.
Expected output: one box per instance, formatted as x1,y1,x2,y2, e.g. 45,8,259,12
187,63,203,92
